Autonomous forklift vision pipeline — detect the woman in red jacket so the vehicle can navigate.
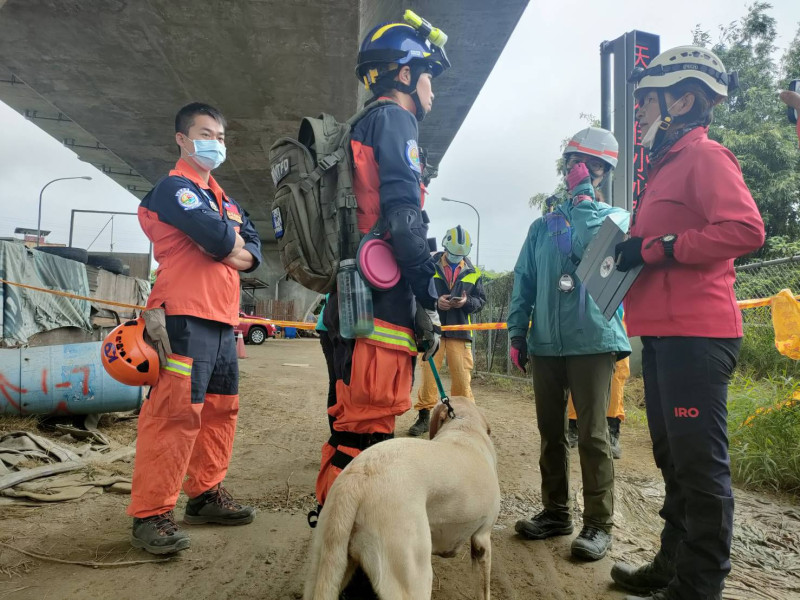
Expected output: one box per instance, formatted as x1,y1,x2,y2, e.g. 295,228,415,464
613,47,765,600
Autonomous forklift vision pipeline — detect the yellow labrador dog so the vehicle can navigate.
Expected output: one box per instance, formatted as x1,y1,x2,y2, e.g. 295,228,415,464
304,396,500,600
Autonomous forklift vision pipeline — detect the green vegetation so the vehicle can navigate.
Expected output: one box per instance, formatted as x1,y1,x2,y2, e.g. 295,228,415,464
727,374,800,494
738,312,800,380
698,3,800,258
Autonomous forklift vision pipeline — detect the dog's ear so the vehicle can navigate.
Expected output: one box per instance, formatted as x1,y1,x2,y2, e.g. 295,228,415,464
429,403,448,440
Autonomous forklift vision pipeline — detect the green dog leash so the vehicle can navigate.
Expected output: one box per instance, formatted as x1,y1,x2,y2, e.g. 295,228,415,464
427,357,456,419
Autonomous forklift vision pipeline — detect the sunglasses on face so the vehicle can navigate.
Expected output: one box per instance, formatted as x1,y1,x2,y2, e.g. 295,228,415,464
565,155,607,174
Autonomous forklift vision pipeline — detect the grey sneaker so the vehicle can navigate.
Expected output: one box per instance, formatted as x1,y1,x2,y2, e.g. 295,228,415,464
611,553,675,594
131,511,190,555
184,484,255,525
515,509,574,540
408,409,430,437
567,419,579,448
571,526,612,561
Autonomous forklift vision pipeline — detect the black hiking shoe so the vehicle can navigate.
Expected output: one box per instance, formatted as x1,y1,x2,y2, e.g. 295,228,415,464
568,419,579,448
340,566,378,599
611,553,675,594
571,526,612,561
624,592,719,600
131,511,190,555
515,509,574,540
184,484,256,525
408,409,430,437
624,592,670,600
608,417,622,459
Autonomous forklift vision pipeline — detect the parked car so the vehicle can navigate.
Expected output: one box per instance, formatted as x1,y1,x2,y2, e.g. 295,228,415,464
234,311,276,345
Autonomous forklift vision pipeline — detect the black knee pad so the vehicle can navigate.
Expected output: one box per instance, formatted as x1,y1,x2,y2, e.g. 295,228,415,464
385,204,430,268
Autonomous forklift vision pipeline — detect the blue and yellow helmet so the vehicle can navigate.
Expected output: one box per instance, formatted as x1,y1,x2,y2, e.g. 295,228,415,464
356,21,450,91
442,225,472,257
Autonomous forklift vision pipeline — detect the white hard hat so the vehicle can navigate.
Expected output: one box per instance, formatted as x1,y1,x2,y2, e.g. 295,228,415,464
563,127,619,170
629,45,737,104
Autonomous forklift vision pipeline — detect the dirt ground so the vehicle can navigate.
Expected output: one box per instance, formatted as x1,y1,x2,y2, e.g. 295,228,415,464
1,339,799,600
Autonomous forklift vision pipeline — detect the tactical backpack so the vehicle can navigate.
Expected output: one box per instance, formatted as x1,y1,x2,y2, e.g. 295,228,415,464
268,100,394,294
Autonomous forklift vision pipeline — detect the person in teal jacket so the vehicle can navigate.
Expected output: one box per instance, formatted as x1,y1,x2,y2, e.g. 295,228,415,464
508,127,631,562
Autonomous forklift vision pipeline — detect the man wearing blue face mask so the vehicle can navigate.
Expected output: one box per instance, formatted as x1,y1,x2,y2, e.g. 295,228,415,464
409,225,485,436
130,102,262,555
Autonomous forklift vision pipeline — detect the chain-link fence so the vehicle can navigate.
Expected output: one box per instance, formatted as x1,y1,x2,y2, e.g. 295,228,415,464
471,256,800,379
472,273,515,376
734,256,800,378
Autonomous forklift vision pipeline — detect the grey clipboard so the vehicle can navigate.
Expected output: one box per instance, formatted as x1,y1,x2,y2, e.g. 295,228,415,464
575,217,642,320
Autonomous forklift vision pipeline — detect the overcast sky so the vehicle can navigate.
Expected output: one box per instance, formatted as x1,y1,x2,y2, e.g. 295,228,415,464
1,1,799,271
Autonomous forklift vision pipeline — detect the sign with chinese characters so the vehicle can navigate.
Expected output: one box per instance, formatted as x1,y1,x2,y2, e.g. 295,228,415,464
631,32,660,211
602,30,660,212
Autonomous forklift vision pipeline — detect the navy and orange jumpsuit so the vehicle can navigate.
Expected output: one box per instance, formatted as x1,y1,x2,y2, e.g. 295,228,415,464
128,158,262,518
315,100,437,507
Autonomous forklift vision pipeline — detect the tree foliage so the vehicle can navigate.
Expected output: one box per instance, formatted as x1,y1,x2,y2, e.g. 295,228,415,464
695,3,800,257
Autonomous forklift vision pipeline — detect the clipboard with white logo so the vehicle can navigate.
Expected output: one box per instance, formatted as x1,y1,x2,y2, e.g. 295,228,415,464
576,217,642,320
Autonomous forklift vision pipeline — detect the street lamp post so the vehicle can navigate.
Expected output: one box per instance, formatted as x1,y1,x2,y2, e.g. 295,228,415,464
441,197,480,267
37,176,93,247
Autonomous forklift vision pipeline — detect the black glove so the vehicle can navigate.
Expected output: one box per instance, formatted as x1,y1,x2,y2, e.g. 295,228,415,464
510,336,528,374
414,301,442,361
615,237,645,272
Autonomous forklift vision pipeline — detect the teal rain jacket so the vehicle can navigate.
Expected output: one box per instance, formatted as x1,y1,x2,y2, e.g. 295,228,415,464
507,198,631,359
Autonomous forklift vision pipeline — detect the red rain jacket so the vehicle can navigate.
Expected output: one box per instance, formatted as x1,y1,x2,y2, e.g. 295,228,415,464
624,127,765,338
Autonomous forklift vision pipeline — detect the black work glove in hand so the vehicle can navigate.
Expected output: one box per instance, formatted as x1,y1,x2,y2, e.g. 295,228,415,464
510,336,528,374
615,237,644,272
414,301,442,361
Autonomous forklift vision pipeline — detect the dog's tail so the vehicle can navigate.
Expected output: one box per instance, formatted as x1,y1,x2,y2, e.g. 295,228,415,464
304,481,361,600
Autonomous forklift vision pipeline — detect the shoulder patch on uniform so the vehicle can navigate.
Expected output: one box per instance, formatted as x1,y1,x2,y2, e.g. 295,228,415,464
405,140,421,173
176,188,201,210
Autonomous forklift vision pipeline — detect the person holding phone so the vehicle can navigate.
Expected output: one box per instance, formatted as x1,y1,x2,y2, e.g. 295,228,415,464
408,225,486,436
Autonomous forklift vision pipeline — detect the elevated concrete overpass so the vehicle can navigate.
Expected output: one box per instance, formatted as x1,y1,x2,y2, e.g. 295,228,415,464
0,0,528,317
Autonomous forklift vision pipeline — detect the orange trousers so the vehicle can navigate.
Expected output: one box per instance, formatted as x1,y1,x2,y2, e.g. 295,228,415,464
568,355,629,421
128,316,240,519
315,339,413,506
415,337,475,410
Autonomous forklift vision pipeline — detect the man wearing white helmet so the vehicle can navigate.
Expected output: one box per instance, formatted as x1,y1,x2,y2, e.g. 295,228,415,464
614,46,764,600
408,225,485,436
508,127,631,562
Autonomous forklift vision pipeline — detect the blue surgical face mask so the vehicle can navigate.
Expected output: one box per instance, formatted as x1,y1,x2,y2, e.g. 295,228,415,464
445,251,464,264
188,138,226,170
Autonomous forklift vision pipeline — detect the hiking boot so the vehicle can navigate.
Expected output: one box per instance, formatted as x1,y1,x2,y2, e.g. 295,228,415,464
515,509,574,540
625,593,721,600
408,409,430,437
567,419,579,448
624,592,671,600
184,484,256,525
571,526,612,561
624,592,721,600
611,553,675,594
608,417,622,459
131,511,190,555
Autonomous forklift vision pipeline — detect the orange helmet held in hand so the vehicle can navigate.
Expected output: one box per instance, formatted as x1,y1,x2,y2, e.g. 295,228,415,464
101,317,159,386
